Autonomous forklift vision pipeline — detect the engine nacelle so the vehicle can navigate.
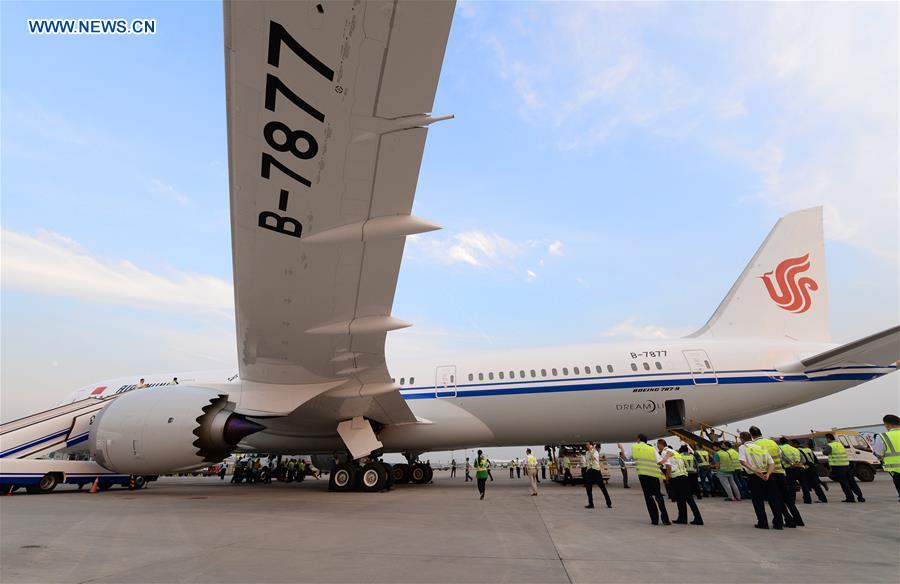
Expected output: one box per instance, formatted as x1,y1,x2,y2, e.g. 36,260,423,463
89,386,263,474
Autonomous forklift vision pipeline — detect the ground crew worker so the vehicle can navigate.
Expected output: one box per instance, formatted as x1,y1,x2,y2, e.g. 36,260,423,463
583,442,612,509
474,450,490,499
823,433,865,503
780,437,808,506
713,441,741,501
739,431,793,530
515,458,521,478
679,445,702,499
562,455,573,485
617,445,630,489
450,459,456,478
872,414,900,500
525,448,539,496
465,457,472,482
659,440,703,525
800,439,828,503
509,461,515,478
729,442,751,499
750,426,803,526
696,448,713,497
632,434,670,525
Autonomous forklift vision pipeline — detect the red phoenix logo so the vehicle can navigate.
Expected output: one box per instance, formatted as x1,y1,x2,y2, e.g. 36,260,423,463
760,254,818,314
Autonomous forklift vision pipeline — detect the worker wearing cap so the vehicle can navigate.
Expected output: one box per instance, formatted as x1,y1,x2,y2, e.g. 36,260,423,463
779,437,807,510
658,439,703,525
800,439,828,503
525,448,539,496
696,447,713,497
823,433,865,503
872,414,900,501
583,442,612,509
739,431,792,530
750,426,804,527
631,434,670,525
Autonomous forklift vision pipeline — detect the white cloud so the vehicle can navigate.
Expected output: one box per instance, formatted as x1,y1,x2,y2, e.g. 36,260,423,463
1,228,233,315
599,317,691,341
409,230,523,268
548,240,564,256
485,3,898,259
149,178,192,207
526,269,537,282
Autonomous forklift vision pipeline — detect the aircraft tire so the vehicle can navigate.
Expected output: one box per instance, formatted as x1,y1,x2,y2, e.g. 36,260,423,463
424,465,434,483
392,463,411,484
360,462,388,492
381,463,394,489
26,473,58,494
329,462,357,492
411,463,428,484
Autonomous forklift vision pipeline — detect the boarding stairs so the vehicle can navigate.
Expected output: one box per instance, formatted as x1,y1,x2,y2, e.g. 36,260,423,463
0,397,112,459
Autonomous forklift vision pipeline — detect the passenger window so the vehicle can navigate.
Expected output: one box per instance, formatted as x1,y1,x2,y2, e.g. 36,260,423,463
552,368,558,376
478,373,484,381
530,369,536,378
574,367,580,375
630,363,638,372
642,362,650,371
410,377,415,384
607,365,614,373
509,371,515,379
468,373,474,382
499,372,505,380
655,361,662,370
541,369,547,377
520,370,526,378
488,372,494,380
584,366,591,374
596,365,602,373
400,378,405,385
562,367,569,375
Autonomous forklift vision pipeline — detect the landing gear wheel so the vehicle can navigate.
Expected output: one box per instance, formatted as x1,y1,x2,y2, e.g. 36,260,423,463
128,475,147,490
360,462,388,492
26,473,58,494
392,463,411,484
329,462,357,492
424,465,434,483
381,463,394,489
411,463,428,484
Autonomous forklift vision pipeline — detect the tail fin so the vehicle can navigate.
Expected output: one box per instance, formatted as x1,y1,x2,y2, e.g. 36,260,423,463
688,207,830,342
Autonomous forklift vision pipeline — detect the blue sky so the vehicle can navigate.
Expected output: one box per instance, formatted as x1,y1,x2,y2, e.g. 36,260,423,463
2,2,898,440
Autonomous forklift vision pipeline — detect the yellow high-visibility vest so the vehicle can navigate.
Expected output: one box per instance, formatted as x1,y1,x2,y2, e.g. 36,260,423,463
632,442,662,479
744,443,770,471
828,441,849,467
755,438,785,474
880,429,900,475
697,449,710,467
669,451,687,478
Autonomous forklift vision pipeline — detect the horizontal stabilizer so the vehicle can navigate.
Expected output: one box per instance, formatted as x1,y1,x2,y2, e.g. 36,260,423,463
799,325,900,372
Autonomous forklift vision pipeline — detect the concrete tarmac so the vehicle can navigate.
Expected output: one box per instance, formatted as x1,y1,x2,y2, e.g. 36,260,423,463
1,470,898,583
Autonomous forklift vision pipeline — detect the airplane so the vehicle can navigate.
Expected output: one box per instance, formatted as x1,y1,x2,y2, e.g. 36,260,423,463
6,0,898,494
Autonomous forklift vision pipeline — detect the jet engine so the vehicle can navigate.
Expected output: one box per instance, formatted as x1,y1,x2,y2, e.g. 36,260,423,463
89,386,263,474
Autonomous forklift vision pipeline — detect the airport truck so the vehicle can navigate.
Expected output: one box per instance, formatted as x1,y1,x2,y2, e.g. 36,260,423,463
785,429,881,482
0,458,156,494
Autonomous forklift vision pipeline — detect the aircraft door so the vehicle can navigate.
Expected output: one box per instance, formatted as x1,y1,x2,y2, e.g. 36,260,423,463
435,365,457,398
683,350,718,385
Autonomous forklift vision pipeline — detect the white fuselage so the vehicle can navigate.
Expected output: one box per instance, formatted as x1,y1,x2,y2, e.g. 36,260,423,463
66,337,894,455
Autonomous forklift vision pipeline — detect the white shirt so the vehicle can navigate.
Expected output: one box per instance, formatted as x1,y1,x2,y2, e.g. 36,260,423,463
656,447,678,473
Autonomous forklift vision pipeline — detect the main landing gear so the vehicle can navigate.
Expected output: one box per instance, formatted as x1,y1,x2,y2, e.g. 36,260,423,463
329,459,396,493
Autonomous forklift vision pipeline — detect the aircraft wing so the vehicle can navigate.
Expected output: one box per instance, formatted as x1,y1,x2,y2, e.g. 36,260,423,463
223,0,455,423
801,325,900,372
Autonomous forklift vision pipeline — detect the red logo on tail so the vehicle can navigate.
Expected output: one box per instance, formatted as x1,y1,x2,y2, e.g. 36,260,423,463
760,254,818,314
